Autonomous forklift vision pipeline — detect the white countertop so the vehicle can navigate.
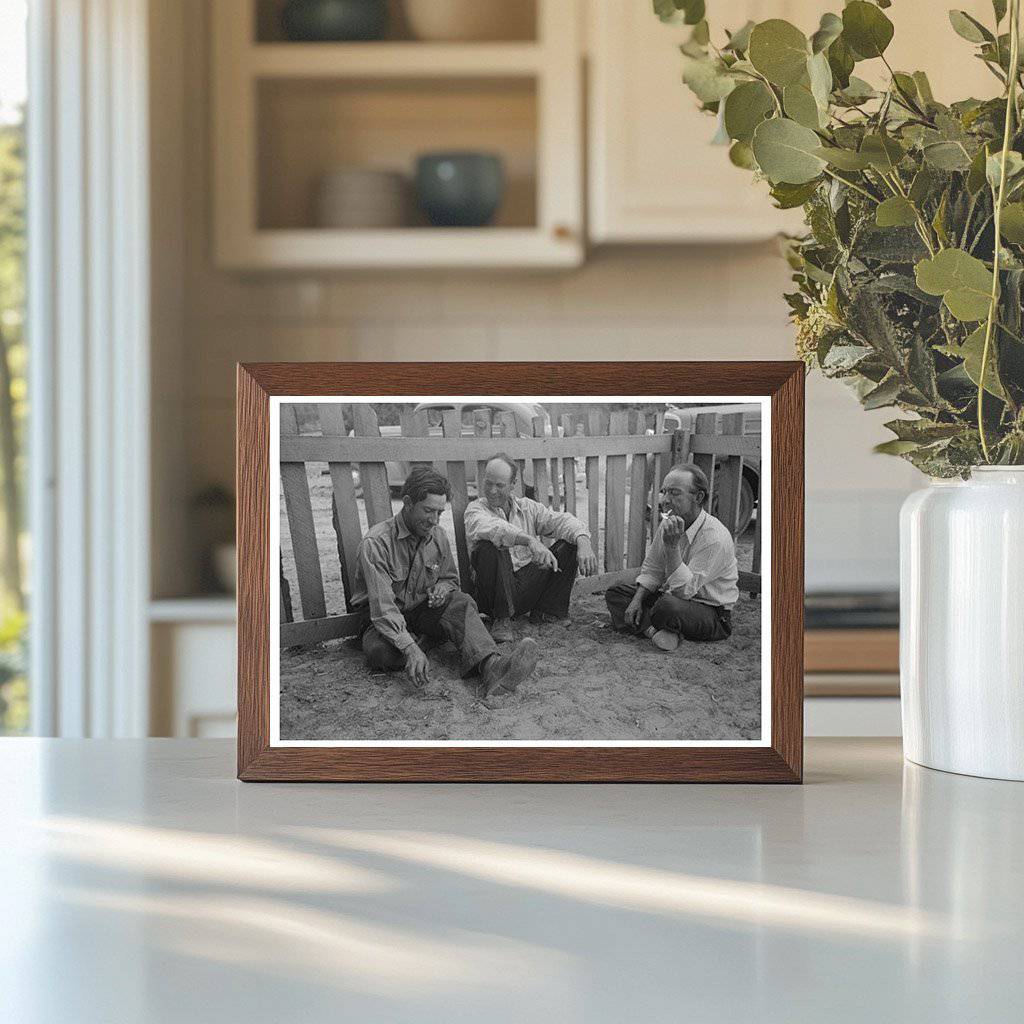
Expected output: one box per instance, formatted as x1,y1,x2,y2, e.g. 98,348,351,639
2,738,1021,1023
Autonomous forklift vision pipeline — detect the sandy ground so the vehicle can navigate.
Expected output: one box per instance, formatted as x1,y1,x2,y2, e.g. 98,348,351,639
279,462,762,741
279,587,762,741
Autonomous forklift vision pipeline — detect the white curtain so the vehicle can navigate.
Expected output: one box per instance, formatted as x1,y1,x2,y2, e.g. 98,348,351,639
28,0,150,736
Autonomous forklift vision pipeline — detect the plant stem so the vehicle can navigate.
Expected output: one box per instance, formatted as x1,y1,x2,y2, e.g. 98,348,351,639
979,0,1021,462
821,167,879,203
880,54,929,119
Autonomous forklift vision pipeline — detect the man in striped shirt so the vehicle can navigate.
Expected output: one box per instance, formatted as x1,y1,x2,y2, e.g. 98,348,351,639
605,464,739,651
352,467,540,697
465,454,598,642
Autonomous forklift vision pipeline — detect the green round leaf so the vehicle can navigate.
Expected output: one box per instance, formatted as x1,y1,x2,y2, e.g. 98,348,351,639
814,145,872,170
723,81,775,143
959,325,1006,398
748,19,810,86
999,202,1024,242
914,249,994,321
827,35,855,88
729,140,758,170
724,20,755,53
949,10,993,44
783,83,821,129
875,196,918,228
752,117,827,184
681,55,736,103
842,1,894,60
770,179,820,209
860,133,905,172
807,51,833,109
654,0,705,25
810,12,843,54
924,141,973,171
874,439,922,456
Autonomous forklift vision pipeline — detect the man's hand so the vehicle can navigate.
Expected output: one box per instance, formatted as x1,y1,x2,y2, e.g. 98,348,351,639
403,643,431,686
662,514,686,545
427,582,455,608
528,538,559,572
576,537,598,577
624,593,646,629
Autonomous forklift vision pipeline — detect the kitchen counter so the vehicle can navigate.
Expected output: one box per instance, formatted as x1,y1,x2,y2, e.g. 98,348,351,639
2,738,1021,1022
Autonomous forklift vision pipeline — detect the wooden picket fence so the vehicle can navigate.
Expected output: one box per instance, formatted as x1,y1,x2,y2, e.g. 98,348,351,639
278,403,762,648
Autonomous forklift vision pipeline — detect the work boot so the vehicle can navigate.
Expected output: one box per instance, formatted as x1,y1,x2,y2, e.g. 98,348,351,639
489,616,514,643
480,637,540,697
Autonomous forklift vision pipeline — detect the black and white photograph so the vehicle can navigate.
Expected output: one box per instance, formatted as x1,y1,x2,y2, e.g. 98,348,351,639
272,396,769,745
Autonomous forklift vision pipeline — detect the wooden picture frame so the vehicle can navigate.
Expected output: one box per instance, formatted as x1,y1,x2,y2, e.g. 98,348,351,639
238,362,804,782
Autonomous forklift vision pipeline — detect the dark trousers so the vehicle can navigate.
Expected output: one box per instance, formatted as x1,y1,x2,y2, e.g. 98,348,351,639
605,582,732,642
360,590,498,677
471,539,578,620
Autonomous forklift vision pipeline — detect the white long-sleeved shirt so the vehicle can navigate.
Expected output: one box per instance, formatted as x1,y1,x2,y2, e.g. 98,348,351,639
635,509,739,608
464,494,591,572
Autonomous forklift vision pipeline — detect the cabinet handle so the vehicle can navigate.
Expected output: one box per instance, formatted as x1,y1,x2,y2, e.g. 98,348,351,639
552,224,574,241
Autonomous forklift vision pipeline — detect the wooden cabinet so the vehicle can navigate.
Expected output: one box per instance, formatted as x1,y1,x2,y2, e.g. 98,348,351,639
588,1,810,243
212,0,583,269
587,0,998,244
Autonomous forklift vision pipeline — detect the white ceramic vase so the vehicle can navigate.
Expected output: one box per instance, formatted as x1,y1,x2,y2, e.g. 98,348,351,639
900,467,1024,780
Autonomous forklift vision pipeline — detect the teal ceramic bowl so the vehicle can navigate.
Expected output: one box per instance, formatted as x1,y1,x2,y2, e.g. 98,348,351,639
415,152,505,227
280,0,387,42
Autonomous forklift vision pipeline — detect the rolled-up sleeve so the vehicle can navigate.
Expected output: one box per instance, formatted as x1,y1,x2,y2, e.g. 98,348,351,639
464,500,522,549
358,538,416,651
533,502,591,546
635,526,666,592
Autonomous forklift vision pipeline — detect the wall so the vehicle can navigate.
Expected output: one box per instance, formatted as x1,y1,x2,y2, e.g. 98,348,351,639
151,0,920,598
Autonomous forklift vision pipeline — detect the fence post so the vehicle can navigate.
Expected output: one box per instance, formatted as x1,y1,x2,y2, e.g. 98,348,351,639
531,416,552,507
279,403,326,622
280,553,293,624
352,405,392,527
604,410,630,573
691,413,717,511
559,413,577,516
442,411,472,586
670,428,692,468
318,403,362,612
716,411,745,535
626,410,649,567
586,408,606,570
495,411,525,497
474,409,492,496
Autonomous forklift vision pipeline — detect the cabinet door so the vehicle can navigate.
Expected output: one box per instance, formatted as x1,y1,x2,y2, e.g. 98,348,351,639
588,1,813,243
588,1,1002,244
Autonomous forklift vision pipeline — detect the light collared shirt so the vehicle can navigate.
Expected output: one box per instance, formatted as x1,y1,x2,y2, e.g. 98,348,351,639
635,509,739,609
351,512,460,651
464,494,591,573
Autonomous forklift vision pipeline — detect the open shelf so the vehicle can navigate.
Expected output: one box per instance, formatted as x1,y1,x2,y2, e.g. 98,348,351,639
213,0,581,268
257,76,537,232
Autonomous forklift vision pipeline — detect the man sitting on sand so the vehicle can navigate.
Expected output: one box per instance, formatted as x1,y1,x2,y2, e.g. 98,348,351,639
352,467,539,697
605,464,738,651
465,453,598,642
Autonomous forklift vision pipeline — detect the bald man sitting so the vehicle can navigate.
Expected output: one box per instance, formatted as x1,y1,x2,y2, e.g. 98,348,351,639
465,454,598,642
605,465,738,651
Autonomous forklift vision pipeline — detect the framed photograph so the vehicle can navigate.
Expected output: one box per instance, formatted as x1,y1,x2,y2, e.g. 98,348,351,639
238,362,804,782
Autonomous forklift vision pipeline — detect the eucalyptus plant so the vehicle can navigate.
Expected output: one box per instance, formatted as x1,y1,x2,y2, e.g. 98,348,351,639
658,0,1024,474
